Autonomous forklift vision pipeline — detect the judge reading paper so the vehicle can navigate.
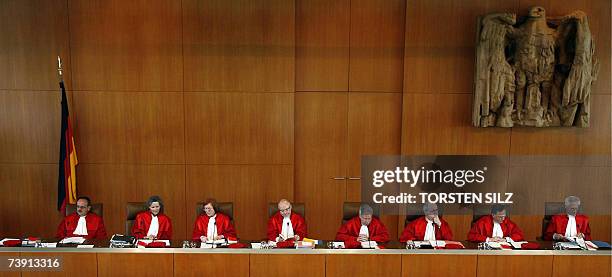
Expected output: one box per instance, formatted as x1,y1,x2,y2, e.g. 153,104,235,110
544,196,591,241
336,203,389,248
468,204,524,242
267,199,307,242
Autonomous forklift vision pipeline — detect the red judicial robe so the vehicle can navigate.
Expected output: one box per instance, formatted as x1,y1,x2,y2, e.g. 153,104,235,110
336,216,389,248
131,211,173,240
467,215,524,242
399,216,453,242
544,214,591,240
267,211,308,241
56,212,107,240
191,212,237,241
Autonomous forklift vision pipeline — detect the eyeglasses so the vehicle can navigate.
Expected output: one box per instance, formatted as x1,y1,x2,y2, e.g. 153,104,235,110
280,207,291,212
76,205,88,209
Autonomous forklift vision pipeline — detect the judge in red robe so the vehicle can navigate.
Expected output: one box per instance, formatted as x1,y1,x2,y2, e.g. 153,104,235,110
56,196,107,240
335,204,389,248
192,199,238,241
131,196,173,240
468,205,524,242
267,199,307,241
400,203,453,242
544,196,591,240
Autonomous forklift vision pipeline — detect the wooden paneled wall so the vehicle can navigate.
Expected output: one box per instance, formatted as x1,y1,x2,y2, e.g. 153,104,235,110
0,0,609,242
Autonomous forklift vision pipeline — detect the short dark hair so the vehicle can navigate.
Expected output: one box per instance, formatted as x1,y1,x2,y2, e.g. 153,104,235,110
146,195,164,213
77,196,91,207
491,204,506,215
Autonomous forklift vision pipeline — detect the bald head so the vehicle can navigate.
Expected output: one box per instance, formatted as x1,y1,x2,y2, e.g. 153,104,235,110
278,199,292,218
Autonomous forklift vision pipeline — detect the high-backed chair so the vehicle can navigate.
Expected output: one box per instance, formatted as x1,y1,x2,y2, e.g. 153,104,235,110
404,204,423,227
126,202,147,235
542,202,575,239
268,202,305,218
196,202,234,221
342,202,380,224
471,205,493,224
65,203,104,218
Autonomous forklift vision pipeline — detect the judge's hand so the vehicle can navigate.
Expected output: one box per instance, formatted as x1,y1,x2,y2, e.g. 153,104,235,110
144,235,156,240
277,234,286,242
213,235,223,240
357,234,368,242
576,233,585,239
433,216,442,226
294,235,300,241
200,236,208,242
552,233,567,241
489,237,505,242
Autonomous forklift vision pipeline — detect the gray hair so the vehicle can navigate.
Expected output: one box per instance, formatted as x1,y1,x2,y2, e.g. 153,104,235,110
564,196,581,207
146,195,164,213
422,202,438,214
359,204,374,216
490,204,506,215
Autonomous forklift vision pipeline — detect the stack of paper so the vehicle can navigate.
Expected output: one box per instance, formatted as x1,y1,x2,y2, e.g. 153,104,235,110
486,241,512,250
558,242,581,249
360,241,378,249
296,241,314,249
509,241,528,249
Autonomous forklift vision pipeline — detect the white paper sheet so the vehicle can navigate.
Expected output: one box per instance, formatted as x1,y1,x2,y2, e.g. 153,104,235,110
60,237,86,244
361,241,378,249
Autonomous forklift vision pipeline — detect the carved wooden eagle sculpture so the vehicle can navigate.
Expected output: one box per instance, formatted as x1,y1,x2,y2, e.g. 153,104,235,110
473,7,598,127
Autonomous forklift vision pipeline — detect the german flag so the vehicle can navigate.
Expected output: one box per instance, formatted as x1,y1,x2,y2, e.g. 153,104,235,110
57,57,78,212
